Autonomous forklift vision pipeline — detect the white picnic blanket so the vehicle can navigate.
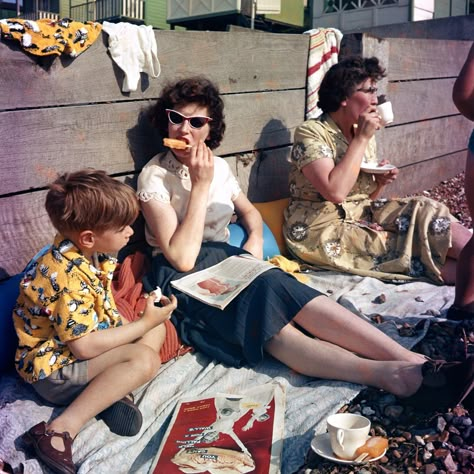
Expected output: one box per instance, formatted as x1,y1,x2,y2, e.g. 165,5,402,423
0,270,455,474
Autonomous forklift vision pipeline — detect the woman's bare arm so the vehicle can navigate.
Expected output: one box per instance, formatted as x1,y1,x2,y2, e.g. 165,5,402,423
453,42,474,121
233,192,264,259
302,107,380,203
141,141,214,272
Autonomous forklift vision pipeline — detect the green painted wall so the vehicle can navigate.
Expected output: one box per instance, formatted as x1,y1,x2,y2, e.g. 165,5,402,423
60,0,81,19
434,0,468,16
1,7,17,17
266,0,305,26
145,0,169,29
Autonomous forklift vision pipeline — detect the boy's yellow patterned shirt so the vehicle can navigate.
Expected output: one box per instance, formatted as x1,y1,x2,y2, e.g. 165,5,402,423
13,235,122,383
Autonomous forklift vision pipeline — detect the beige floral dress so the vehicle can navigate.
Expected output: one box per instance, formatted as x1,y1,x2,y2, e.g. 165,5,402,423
283,114,454,284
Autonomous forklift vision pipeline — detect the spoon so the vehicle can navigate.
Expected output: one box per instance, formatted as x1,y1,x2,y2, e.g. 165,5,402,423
353,452,370,463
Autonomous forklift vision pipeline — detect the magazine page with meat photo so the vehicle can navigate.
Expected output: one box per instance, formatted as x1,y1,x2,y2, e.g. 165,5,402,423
170,254,276,309
149,383,286,474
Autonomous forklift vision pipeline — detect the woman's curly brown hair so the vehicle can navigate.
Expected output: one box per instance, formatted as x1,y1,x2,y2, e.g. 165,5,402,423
149,76,225,150
317,56,386,113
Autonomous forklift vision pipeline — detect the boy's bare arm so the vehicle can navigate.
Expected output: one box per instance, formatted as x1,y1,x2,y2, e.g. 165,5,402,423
453,42,474,121
67,295,177,360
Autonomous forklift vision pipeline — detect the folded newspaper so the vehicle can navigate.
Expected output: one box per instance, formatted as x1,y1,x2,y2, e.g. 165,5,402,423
149,382,286,474
171,254,276,309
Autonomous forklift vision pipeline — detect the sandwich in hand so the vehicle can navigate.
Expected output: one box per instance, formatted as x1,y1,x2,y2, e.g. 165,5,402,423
163,138,191,150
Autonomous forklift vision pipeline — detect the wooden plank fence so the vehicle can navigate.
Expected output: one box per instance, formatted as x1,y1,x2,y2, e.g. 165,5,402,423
0,24,472,278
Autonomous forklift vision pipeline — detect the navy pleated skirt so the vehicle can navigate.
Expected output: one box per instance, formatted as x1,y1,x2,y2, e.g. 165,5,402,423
143,242,322,367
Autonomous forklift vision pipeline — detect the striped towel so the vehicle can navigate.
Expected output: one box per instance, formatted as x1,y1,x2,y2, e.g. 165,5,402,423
305,27,343,119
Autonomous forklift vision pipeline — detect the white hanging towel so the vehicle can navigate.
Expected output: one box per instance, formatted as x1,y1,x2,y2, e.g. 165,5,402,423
102,21,161,92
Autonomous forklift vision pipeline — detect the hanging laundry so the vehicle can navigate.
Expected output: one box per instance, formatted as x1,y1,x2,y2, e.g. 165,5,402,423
304,27,343,120
0,17,102,57
102,21,161,93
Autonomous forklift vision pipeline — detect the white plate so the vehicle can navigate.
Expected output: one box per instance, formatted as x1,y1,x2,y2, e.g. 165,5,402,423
310,433,387,465
360,163,396,174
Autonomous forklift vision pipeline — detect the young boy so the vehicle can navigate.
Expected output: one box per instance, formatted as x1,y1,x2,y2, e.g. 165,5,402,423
14,169,177,474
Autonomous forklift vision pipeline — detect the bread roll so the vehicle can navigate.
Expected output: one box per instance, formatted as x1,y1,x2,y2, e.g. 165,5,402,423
163,138,190,150
354,436,388,459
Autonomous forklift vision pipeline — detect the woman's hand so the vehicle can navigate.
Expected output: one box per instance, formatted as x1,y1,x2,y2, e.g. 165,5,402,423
355,105,382,139
369,161,399,199
188,140,214,188
374,160,398,187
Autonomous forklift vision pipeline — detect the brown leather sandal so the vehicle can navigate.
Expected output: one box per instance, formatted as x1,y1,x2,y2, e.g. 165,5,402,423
96,394,143,437
403,357,474,412
22,421,76,474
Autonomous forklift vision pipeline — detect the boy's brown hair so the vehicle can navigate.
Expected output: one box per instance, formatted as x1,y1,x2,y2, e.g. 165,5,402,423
45,169,139,235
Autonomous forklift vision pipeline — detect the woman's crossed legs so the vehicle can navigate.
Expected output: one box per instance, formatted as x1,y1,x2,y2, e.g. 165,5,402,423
264,295,427,398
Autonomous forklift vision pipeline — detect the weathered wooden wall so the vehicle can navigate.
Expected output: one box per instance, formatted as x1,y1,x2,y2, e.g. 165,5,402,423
0,29,308,279
0,26,472,278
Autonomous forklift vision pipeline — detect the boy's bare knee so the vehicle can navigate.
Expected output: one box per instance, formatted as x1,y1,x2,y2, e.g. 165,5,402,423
131,345,161,380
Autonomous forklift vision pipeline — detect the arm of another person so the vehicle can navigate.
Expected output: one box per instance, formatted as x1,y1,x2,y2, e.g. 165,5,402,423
301,106,380,203
453,42,474,121
141,141,214,272
233,192,264,259
68,294,177,360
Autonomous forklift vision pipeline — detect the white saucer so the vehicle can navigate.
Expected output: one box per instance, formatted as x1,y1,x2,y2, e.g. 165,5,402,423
360,163,396,174
310,433,386,465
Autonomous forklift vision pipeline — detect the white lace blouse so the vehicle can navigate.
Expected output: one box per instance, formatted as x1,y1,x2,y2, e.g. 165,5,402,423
137,151,242,251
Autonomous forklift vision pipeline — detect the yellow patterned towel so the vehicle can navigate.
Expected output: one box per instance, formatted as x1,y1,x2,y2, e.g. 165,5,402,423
0,18,102,57
268,255,309,283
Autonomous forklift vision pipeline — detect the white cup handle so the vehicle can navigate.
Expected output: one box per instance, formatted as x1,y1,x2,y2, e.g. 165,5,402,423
336,428,345,450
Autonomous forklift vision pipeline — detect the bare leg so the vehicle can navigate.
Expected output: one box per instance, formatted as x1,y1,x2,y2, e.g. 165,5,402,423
441,257,457,285
447,221,472,259
137,323,167,352
292,296,425,364
264,323,423,397
121,313,167,352
47,343,160,443
441,221,472,284
453,149,474,310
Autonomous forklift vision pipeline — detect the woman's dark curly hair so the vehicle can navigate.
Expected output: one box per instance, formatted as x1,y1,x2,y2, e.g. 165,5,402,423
149,76,225,150
317,56,386,113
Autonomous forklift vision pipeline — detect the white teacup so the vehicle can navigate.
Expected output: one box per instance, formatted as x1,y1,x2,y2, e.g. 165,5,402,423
377,101,394,126
326,413,371,460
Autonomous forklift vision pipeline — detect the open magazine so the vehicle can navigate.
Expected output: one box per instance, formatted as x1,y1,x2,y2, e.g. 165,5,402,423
170,254,276,309
149,383,286,474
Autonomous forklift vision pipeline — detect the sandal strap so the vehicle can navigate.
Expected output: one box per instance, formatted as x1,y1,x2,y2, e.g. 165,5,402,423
25,421,75,473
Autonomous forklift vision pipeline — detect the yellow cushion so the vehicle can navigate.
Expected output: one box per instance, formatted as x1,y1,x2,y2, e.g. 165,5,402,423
253,198,289,256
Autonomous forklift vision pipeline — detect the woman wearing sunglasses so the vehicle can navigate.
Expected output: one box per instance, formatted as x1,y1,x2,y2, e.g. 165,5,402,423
136,76,474,411
284,56,471,285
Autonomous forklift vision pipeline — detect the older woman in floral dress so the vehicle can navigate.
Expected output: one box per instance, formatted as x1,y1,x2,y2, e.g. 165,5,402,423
284,56,471,284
